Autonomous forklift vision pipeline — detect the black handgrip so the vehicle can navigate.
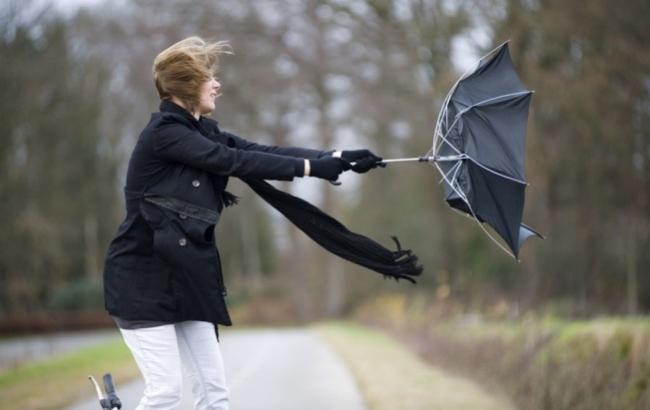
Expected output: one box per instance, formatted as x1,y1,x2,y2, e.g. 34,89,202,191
102,373,122,409
103,373,116,394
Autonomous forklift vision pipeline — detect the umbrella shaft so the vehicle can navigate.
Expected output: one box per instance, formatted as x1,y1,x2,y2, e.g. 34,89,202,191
380,156,433,164
379,155,465,164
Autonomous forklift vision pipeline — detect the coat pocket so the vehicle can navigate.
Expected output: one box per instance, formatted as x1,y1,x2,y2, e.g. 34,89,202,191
139,196,218,268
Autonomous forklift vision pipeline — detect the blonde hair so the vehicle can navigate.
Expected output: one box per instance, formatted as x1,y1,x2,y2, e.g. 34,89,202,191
152,36,232,113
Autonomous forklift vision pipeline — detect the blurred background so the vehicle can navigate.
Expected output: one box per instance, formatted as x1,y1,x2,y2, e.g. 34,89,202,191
0,0,649,409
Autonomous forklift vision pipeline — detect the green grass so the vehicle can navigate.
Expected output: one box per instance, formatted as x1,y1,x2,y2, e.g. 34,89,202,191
313,320,514,410
426,315,650,341
0,336,139,410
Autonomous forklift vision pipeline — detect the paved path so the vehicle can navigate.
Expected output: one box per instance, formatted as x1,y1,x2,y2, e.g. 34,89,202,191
67,327,366,410
0,329,119,371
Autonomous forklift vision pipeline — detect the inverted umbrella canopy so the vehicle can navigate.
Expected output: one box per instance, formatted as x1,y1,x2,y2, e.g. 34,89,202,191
379,41,542,259
432,41,542,258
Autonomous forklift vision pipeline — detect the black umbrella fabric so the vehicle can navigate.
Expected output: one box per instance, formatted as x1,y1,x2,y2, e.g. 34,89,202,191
432,41,542,258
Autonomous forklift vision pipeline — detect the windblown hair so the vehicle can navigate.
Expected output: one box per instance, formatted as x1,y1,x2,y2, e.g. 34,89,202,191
152,36,232,113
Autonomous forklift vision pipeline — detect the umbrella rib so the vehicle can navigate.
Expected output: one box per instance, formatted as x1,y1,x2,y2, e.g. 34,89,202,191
433,99,450,152
458,39,512,83
434,110,464,155
433,125,528,185
433,59,477,150
457,91,532,114
433,40,513,152
434,91,532,157
471,203,518,259
440,90,532,148
438,160,462,184
465,157,528,185
433,90,532,185
434,115,464,160
433,161,516,259
436,134,463,157
434,161,469,203
429,40,533,260
450,160,463,186
477,39,511,65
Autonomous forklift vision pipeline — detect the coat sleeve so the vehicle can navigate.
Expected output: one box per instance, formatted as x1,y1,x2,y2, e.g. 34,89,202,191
221,130,335,160
152,121,304,181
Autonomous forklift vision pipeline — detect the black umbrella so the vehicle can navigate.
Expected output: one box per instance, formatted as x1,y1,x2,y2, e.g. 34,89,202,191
378,41,542,259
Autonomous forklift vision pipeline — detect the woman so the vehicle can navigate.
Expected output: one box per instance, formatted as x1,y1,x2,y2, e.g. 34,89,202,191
102,36,382,409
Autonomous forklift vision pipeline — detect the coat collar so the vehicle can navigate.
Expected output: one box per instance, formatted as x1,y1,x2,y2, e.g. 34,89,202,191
158,99,221,133
159,99,202,128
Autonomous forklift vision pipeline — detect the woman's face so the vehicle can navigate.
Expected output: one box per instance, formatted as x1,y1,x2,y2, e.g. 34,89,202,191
196,76,221,116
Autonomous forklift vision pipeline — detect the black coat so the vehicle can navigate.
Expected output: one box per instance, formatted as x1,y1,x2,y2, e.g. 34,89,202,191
103,100,332,327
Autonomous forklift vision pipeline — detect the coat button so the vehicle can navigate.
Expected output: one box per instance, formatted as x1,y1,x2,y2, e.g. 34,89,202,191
192,179,200,187
179,213,188,219
221,288,227,297
178,238,187,246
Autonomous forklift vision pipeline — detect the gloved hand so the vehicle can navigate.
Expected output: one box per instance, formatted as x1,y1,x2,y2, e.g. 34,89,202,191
339,149,385,173
309,157,351,181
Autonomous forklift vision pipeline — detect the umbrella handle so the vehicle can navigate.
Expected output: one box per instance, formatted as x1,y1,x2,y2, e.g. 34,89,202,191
327,155,436,186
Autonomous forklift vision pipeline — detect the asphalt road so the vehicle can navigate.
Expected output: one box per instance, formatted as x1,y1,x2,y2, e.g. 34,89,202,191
67,327,366,410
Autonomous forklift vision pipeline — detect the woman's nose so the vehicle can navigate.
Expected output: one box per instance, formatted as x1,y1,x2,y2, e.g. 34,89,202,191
213,80,221,91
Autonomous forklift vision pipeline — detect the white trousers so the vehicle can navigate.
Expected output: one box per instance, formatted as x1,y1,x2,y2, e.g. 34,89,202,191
119,321,229,410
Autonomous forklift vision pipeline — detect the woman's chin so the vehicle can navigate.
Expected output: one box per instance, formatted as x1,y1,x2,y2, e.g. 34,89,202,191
201,105,215,115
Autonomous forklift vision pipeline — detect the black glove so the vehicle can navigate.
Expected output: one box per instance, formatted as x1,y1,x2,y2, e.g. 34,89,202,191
340,149,385,173
309,157,351,181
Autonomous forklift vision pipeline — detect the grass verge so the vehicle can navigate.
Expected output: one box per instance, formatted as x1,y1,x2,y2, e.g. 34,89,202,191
0,336,139,410
313,320,514,410
352,293,650,410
